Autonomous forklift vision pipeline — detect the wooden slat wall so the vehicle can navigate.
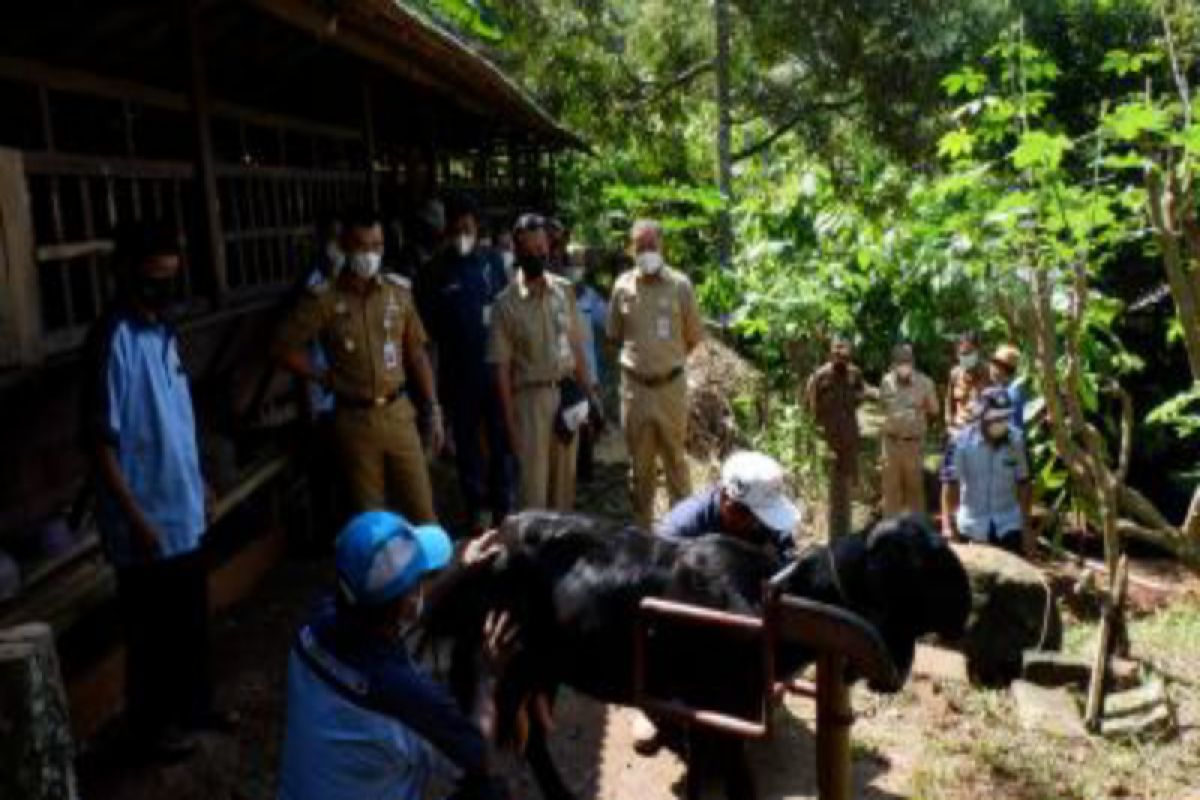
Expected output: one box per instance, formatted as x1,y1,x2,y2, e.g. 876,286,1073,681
0,148,42,367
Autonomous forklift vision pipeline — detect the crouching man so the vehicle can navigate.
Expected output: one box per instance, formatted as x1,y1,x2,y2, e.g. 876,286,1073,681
278,512,516,800
655,450,802,561
632,451,802,753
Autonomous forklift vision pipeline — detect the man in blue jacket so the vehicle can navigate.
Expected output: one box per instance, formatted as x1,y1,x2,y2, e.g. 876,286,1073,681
425,194,513,530
278,512,515,800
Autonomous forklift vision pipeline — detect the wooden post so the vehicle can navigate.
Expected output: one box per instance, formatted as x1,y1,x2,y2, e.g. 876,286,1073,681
1084,554,1130,731
185,0,229,303
0,623,77,800
361,79,378,208
0,148,43,367
815,653,852,800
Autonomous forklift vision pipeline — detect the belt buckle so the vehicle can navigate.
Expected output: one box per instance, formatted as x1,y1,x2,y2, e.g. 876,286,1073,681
374,395,387,407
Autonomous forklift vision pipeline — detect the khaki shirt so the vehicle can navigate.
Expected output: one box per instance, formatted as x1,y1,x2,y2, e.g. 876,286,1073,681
607,266,704,376
879,370,938,438
805,362,864,452
275,273,426,402
487,273,581,386
946,365,992,433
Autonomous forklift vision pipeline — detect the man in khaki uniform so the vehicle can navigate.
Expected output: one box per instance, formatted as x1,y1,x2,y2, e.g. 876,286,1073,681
878,344,939,515
274,210,443,523
489,214,590,511
805,337,867,538
608,219,704,529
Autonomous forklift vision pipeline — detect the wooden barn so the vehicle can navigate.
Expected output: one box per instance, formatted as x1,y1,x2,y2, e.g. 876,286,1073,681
0,0,576,739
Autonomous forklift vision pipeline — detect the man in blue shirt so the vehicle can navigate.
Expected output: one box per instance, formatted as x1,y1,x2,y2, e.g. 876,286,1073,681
565,247,609,485
425,194,513,530
656,450,802,562
989,344,1028,435
81,221,222,761
278,511,514,800
943,387,1034,557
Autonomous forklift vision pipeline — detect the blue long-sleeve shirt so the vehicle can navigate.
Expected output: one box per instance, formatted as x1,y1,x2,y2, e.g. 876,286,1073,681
278,597,489,800
655,485,796,561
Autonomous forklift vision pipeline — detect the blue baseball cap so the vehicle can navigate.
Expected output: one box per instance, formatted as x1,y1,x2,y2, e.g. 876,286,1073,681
334,511,453,607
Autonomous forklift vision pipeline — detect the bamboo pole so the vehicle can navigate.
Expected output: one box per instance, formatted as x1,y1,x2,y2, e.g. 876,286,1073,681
816,653,852,800
1084,554,1130,732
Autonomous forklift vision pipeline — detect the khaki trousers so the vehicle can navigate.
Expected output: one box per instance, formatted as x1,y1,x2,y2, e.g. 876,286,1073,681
881,435,925,516
826,448,857,539
334,397,435,523
622,375,691,529
515,385,578,511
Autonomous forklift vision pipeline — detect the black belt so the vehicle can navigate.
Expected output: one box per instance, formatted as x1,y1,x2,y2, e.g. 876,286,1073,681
885,433,922,441
623,365,684,388
336,385,405,409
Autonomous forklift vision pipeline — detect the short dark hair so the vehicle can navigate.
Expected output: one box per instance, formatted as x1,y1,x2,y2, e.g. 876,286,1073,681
114,219,180,271
958,331,981,347
444,192,479,225
343,206,383,232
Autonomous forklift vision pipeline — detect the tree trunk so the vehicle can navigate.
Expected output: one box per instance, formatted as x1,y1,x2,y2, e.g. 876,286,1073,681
0,623,77,800
713,0,734,270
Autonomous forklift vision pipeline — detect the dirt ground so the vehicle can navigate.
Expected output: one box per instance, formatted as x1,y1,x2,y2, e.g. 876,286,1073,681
76,430,1200,800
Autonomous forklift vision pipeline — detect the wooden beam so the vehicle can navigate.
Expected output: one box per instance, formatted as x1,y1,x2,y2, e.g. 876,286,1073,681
185,0,229,303
0,56,362,147
0,148,43,367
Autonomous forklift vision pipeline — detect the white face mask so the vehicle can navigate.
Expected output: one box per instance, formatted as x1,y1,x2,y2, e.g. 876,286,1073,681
456,234,476,257
349,251,382,279
959,352,979,370
326,241,346,275
896,363,913,380
636,251,664,275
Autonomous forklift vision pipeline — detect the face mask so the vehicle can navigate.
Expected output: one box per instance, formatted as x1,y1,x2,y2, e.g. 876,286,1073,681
959,352,979,370
985,420,1009,440
520,255,547,281
326,241,346,275
896,364,913,380
349,251,382,279
567,266,585,284
137,276,176,311
455,234,476,257
636,251,663,276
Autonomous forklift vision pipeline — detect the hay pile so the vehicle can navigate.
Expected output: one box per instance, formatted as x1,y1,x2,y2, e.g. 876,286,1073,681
685,337,763,460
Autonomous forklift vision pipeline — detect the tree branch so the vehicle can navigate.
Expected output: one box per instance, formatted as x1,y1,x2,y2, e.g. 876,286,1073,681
731,94,861,162
619,59,716,108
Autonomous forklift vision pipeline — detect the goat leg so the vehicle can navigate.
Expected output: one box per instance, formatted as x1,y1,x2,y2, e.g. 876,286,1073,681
525,702,576,800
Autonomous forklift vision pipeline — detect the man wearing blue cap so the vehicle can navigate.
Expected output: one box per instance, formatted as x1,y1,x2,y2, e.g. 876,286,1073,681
278,512,515,800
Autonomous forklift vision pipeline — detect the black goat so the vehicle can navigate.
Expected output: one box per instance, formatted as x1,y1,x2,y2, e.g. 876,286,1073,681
426,511,971,800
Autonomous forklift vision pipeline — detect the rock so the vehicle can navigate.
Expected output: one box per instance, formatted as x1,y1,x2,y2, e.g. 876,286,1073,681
0,623,77,800
950,544,1063,686
912,644,970,684
1011,680,1088,739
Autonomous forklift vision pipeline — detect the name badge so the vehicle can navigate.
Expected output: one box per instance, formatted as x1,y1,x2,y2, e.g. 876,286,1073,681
482,304,492,326
558,333,572,360
383,340,399,370
656,316,671,340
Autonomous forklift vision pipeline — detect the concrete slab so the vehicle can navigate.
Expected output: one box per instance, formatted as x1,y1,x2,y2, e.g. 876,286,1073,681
1011,680,1088,739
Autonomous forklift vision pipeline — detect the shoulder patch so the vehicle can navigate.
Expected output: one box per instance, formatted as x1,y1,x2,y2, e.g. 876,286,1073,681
383,273,412,289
